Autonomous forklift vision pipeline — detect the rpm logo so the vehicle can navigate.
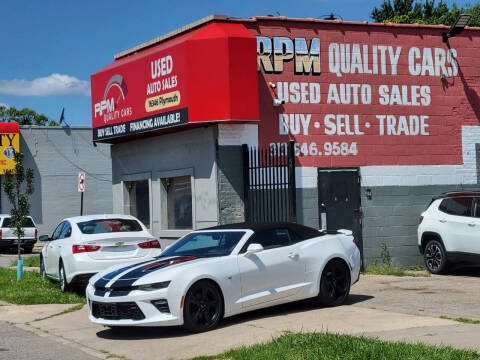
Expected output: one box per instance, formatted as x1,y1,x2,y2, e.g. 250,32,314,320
94,74,128,122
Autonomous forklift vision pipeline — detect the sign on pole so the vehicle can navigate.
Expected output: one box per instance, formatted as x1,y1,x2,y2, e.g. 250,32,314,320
78,172,86,192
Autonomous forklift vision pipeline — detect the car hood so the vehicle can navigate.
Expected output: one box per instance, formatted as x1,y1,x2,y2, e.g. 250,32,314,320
91,255,206,289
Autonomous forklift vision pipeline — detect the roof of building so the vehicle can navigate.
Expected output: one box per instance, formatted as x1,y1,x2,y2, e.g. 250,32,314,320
115,14,480,60
204,222,322,239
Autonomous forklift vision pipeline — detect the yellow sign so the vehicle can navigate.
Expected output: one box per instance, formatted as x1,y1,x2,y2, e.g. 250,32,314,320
0,132,20,174
145,90,181,112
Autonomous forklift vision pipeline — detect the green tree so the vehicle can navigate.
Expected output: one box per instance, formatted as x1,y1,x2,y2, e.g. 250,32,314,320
2,152,35,262
0,105,59,126
371,0,480,26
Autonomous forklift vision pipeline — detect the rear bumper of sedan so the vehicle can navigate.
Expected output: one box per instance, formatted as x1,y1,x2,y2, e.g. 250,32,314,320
86,283,183,327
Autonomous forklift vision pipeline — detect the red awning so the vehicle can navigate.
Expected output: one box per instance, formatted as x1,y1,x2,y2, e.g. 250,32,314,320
91,22,259,142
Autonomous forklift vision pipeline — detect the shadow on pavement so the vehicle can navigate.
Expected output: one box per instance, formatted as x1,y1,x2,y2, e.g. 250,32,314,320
96,293,374,340
445,266,480,277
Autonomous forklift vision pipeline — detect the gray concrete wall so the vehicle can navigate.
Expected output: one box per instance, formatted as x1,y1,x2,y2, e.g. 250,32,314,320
111,126,218,248
0,126,113,236
296,188,319,230
217,145,245,225
361,184,480,267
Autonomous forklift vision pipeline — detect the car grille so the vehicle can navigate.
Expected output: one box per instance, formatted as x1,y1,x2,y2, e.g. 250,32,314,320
91,301,145,320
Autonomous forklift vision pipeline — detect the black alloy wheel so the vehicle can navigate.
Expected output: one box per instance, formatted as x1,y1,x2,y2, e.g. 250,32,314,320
183,280,223,332
59,263,69,293
318,259,351,307
424,240,447,274
40,256,46,278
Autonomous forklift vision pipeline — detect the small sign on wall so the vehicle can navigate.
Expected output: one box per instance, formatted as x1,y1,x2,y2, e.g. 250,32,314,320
78,172,86,192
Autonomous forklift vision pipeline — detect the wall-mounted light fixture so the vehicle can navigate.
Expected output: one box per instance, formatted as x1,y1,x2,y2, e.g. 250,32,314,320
443,13,471,42
366,188,372,200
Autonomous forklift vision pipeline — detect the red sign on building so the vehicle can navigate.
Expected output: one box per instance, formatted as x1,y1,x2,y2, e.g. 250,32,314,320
91,23,260,142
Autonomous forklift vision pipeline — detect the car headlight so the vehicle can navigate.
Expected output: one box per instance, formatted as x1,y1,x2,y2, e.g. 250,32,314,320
135,281,171,291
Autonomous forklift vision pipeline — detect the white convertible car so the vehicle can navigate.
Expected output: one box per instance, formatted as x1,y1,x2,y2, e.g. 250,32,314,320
40,215,162,292
87,222,361,332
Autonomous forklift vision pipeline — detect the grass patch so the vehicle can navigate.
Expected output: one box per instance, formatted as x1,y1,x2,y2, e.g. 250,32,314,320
0,268,85,305
440,315,480,324
363,263,430,277
192,332,480,360
11,255,40,267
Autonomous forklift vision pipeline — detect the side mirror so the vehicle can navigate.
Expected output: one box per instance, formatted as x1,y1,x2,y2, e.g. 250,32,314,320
38,235,50,242
245,243,264,257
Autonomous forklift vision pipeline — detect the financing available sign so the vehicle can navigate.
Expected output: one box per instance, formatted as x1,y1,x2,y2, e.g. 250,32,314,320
0,123,19,174
91,44,189,141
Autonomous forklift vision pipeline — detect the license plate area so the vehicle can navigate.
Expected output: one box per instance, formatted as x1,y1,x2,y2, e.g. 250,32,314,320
97,303,118,317
102,245,136,253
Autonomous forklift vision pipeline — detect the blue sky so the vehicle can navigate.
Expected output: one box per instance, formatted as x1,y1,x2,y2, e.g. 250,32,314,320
0,0,472,126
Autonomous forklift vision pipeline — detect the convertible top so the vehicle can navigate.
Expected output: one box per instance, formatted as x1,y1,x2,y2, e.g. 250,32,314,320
204,222,323,240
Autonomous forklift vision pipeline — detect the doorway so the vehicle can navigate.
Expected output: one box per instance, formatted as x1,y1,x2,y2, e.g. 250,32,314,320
318,168,363,257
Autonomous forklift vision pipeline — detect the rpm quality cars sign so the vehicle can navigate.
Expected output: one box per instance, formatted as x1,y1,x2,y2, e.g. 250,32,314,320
0,122,19,174
90,22,259,142
247,20,479,167
91,44,188,141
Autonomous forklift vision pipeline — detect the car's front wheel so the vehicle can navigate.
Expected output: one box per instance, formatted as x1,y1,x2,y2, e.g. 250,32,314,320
59,263,69,293
183,280,223,332
424,240,447,274
318,259,351,307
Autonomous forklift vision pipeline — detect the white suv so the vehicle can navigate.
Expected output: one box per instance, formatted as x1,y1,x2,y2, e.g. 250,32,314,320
418,191,480,274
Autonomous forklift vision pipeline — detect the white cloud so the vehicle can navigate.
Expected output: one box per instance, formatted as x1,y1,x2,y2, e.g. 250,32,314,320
0,73,90,96
0,103,8,108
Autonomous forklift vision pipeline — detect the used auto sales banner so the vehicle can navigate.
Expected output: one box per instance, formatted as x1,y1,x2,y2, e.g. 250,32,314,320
91,44,189,141
248,22,479,167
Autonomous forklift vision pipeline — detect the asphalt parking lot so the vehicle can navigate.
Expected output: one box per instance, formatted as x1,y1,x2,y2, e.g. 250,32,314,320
2,270,480,360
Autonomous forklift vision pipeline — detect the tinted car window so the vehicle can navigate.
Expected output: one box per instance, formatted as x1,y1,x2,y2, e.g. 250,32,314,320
473,198,480,218
241,229,292,252
60,222,72,239
52,222,66,240
77,219,142,234
160,231,245,258
439,197,473,217
2,217,35,228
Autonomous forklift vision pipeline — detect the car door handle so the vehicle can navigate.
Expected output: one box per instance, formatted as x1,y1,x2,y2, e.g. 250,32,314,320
468,223,476,227
288,252,299,259
439,219,447,223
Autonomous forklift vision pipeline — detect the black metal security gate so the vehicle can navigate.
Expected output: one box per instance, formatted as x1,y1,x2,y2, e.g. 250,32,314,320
242,140,296,223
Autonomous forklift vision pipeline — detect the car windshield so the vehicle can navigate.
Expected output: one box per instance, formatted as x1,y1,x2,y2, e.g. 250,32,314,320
2,217,35,228
77,219,142,234
159,231,246,258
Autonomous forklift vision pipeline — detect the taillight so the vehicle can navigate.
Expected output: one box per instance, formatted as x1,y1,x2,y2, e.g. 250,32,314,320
138,239,161,249
0,229,2,240
419,216,424,224
35,229,38,240
72,244,101,254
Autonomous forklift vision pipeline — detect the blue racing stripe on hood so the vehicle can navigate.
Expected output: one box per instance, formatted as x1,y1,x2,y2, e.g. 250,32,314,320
93,259,154,289
109,256,196,289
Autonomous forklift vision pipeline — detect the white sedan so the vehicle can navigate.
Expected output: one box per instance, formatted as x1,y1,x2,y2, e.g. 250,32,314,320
39,215,162,292
86,222,361,332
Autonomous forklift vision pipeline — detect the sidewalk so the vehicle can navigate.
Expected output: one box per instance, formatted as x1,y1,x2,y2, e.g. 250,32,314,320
2,298,479,360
